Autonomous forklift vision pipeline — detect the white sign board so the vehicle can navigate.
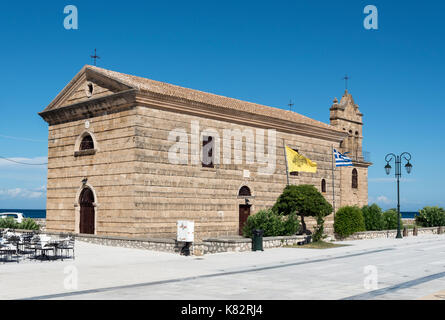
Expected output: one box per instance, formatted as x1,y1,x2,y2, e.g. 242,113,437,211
177,220,194,242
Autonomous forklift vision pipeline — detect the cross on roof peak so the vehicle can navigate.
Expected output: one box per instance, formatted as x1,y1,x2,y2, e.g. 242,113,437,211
90,49,100,66
288,100,294,112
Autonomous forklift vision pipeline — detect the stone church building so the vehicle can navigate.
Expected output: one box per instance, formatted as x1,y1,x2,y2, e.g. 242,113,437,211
39,65,371,239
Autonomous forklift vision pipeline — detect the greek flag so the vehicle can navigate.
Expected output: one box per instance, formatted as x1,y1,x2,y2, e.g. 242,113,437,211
334,149,353,167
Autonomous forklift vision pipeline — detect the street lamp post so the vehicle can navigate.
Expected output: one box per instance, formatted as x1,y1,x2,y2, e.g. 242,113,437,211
384,152,413,239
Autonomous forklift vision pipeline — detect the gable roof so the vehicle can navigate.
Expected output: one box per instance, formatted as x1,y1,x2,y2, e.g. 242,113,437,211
42,65,344,134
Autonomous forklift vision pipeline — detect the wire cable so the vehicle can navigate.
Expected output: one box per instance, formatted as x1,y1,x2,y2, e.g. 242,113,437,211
0,156,48,166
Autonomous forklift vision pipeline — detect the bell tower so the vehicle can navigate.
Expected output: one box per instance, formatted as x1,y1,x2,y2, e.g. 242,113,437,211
330,90,364,160
330,90,371,209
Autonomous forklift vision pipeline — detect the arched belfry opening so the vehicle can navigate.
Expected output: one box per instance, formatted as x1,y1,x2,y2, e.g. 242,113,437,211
79,187,95,234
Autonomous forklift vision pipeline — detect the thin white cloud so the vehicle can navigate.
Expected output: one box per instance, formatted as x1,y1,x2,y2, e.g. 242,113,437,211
376,195,392,205
0,187,46,199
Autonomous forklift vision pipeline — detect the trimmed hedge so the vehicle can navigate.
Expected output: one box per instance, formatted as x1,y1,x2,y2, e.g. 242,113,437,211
334,206,366,238
362,204,384,231
382,209,403,230
242,209,299,238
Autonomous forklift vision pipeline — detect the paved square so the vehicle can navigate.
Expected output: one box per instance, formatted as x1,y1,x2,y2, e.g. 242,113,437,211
2,234,445,300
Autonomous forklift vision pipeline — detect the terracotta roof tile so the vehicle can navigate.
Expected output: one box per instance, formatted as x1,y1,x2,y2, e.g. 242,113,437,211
86,65,342,132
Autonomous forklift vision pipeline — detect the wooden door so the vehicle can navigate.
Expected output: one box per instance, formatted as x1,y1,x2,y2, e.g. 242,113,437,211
239,205,251,235
79,188,95,234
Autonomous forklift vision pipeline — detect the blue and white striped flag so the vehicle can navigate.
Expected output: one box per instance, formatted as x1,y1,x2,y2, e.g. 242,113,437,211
334,149,353,167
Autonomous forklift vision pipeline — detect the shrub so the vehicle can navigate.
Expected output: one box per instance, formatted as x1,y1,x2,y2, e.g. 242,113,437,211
312,212,326,242
334,206,366,238
282,211,300,236
0,217,19,229
0,217,40,231
415,206,445,227
273,185,332,233
362,204,384,231
242,209,299,238
18,218,40,231
382,209,403,230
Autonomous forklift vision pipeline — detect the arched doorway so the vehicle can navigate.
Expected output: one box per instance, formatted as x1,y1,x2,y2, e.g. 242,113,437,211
79,188,95,234
238,186,252,235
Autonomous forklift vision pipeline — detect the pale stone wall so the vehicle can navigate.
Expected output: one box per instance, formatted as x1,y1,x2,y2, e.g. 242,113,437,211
45,104,369,240
339,166,369,208
46,109,139,236
338,227,443,241
132,106,341,239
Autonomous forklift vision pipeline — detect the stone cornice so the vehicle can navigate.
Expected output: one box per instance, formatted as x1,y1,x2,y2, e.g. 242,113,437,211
330,117,363,125
39,87,348,143
39,89,138,125
136,92,348,143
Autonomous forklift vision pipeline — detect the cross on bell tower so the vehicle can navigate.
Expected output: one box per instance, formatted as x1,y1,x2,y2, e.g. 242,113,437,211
90,49,100,66
343,74,350,91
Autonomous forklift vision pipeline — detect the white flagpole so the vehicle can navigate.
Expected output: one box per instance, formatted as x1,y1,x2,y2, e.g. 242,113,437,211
283,139,290,186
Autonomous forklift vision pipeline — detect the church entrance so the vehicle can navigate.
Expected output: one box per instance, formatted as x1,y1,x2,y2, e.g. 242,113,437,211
79,188,95,234
239,205,251,235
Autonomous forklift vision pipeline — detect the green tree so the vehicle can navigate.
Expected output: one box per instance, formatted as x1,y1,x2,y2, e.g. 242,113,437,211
362,204,384,231
415,206,445,227
334,206,366,238
272,184,332,234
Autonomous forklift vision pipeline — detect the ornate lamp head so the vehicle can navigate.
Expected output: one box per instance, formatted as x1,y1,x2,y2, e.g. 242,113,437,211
385,163,392,175
405,161,413,174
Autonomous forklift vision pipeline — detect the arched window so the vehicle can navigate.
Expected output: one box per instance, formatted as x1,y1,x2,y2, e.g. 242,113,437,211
321,179,326,193
80,134,94,151
238,186,252,197
202,136,214,168
352,169,358,189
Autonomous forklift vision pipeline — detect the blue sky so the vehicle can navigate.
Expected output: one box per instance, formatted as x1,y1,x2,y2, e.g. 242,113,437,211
0,0,444,210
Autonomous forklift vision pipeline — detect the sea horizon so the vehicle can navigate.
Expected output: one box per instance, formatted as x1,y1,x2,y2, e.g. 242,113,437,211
0,209,46,219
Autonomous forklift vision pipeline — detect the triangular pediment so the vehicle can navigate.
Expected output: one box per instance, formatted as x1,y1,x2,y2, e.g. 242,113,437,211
42,65,135,113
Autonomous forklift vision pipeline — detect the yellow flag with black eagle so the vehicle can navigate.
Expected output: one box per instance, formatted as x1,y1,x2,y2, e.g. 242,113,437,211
285,146,317,173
